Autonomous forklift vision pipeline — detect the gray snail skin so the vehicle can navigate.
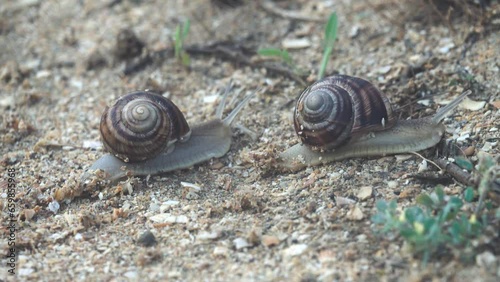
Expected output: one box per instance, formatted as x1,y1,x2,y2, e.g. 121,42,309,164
82,85,253,183
279,75,471,171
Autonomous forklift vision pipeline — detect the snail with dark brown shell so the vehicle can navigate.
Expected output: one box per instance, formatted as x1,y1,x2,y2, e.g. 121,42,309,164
82,83,254,183
279,75,471,171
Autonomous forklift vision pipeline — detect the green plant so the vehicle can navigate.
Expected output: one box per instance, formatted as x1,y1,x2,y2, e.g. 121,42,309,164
173,19,191,66
372,186,484,264
318,12,338,79
257,48,294,66
475,152,499,215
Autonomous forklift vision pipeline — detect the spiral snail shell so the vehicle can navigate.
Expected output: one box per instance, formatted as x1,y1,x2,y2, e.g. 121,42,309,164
82,83,255,183
294,75,396,150
279,75,471,171
100,91,191,162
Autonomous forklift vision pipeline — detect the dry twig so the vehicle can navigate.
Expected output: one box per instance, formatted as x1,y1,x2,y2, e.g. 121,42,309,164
258,0,325,22
122,41,306,85
432,158,475,186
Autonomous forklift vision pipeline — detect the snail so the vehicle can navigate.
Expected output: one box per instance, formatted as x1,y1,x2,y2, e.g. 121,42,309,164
279,75,471,171
82,83,254,183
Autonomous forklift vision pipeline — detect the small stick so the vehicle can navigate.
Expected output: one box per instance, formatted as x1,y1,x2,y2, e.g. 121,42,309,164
432,158,476,186
258,0,326,22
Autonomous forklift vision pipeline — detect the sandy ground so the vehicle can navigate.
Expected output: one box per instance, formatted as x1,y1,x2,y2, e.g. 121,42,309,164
1,0,499,281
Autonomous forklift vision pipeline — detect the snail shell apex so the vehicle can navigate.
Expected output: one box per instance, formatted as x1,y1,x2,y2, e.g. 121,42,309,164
293,75,396,150
99,91,191,162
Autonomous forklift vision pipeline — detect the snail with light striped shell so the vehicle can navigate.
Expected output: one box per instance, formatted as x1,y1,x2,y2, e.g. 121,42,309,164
82,83,254,183
279,75,471,171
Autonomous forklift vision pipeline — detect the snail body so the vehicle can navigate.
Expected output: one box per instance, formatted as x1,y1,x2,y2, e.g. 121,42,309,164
279,75,471,171
83,85,253,183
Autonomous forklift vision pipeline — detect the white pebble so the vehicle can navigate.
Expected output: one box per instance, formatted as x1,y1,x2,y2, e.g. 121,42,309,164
197,231,221,241
283,244,308,257
48,201,60,214
160,200,180,212
418,160,428,173
149,213,188,224
233,237,252,250
282,38,311,49
180,181,201,191
356,186,373,200
82,140,102,150
387,181,398,189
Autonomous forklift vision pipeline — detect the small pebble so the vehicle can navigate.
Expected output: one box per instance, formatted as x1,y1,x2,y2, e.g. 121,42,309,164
149,213,188,224
387,181,398,189
349,26,360,38
180,181,202,190
233,237,252,250
19,268,35,276
463,146,475,156
281,38,311,49
418,160,428,173
261,235,280,248
356,186,373,201
22,208,36,220
198,231,221,241
376,65,391,74
490,100,500,109
213,246,229,258
417,99,431,107
335,196,356,206
160,200,180,212
123,271,138,279
283,244,308,257
460,98,486,111
395,154,413,161
346,205,364,221
437,38,455,54
456,133,470,142
476,251,496,269
203,94,218,103
481,141,495,152
137,230,157,247
48,201,60,214
82,140,102,150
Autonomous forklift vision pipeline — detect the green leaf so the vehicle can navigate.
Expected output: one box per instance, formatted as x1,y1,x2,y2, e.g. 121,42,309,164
318,12,338,79
417,193,434,209
455,156,473,171
280,51,293,66
324,12,338,47
375,199,388,211
181,52,191,66
399,227,417,240
258,48,283,57
464,187,475,202
435,186,445,203
182,19,190,39
257,48,293,66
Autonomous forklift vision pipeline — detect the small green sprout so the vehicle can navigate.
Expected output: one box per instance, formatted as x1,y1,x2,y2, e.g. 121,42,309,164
257,48,294,66
173,19,191,66
318,12,338,79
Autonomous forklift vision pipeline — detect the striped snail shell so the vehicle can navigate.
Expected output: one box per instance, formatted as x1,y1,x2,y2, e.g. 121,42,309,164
294,75,397,150
99,91,191,162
